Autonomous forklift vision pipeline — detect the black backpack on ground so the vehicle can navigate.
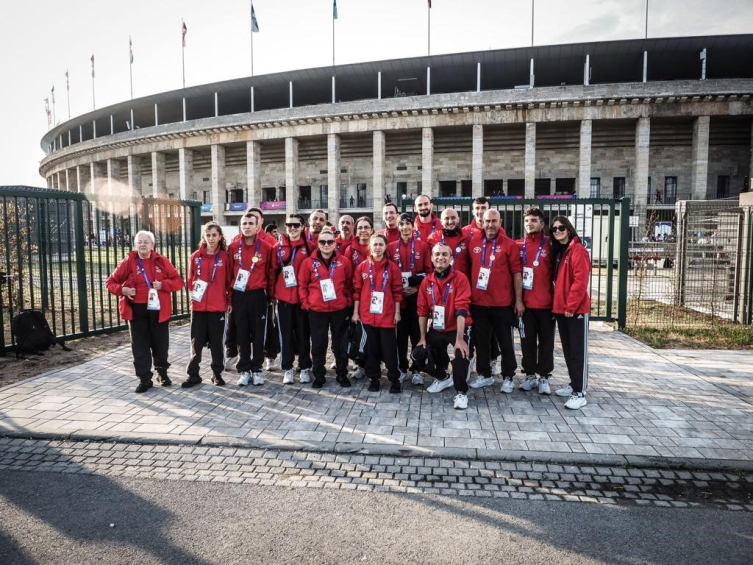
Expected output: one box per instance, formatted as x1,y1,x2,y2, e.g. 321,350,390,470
11,310,71,357
347,321,367,363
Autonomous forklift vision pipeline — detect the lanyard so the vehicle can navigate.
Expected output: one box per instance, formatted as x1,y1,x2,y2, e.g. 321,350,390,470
481,236,498,269
441,233,462,259
522,235,547,268
239,238,262,272
414,220,437,241
429,278,452,308
136,256,153,288
197,251,221,283
312,257,337,281
278,241,299,267
368,260,389,292
397,238,415,273
352,244,366,267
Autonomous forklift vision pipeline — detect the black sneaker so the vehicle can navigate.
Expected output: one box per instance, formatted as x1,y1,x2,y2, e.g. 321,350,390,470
336,375,352,388
368,380,380,392
156,372,172,386
312,378,326,389
135,379,153,393
389,382,401,394
211,374,225,386
181,376,202,388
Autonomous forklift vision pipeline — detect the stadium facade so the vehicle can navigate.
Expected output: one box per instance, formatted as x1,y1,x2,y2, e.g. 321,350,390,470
39,34,753,231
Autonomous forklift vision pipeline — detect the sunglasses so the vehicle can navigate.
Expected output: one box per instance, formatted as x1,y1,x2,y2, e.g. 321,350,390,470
318,239,336,245
285,223,301,228
550,226,568,233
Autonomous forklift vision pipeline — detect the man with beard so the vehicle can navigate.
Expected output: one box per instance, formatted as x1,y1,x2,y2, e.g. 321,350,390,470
379,202,401,244
304,209,328,252
336,215,355,253
413,194,442,242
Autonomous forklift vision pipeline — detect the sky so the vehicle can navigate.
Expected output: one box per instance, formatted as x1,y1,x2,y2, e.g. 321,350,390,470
1,0,752,187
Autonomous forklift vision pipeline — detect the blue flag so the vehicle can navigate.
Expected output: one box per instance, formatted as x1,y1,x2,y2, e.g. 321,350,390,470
333,0,338,19
251,4,260,32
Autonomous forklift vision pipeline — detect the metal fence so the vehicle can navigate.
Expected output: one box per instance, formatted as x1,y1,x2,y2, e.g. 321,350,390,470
401,196,631,326
0,187,201,355
626,200,753,329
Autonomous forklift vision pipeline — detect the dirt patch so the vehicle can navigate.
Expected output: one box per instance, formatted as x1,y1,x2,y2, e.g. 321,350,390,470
0,319,189,389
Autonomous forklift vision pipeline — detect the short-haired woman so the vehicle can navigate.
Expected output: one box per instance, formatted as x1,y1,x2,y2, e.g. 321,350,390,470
549,216,591,410
106,230,184,393
182,222,233,388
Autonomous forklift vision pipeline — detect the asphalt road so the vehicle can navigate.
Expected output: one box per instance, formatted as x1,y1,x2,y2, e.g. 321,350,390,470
0,470,751,565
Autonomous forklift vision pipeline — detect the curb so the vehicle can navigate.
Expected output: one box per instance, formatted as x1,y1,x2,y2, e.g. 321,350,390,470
3,429,752,473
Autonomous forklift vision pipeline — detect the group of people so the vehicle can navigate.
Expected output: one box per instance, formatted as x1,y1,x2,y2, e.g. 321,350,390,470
106,195,591,411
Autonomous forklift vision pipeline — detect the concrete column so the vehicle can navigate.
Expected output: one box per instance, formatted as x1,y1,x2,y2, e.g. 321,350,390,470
472,124,484,197
151,152,166,198
749,122,753,193
107,159,121,196
691,116,710,200
77,165,90,194
90,162,106,196
67,168,78,193
54,172,60,190
578,119,592,196
549,178,557,196
373,131,386,228
127,156,142,196
246,140,262,208
525,123,536,198
285,138,299,215
179,148,193,201
211,144,226,223
64,169,71,192
635,117,651,230
422,127,434,197
327,134,341,223
46,176,53,189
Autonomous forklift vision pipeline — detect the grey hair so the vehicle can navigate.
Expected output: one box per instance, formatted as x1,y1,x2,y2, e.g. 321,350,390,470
134,230,155,245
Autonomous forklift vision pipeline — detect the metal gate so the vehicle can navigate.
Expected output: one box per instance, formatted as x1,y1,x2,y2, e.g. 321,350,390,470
400,196,630,326
0,187,201,355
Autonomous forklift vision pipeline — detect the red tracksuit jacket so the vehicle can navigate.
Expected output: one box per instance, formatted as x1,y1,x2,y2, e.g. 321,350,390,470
515,232,554,310
298,250,353,312
414,214,443,242
228,234,274,295
427,230,471,278
467,232,523,307
417,269,473,333
552,236,591,315
462,219,483,240
187,247,232,312
343,241,370,269
336,235,355,254
106,251,184,323
378,226,401,244
271,235,310,304
352,258,403,328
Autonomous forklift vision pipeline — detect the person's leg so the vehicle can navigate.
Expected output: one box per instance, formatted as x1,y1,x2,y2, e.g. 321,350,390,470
364,324,382,390
330,308,350,385
470,305,493,378
248,290,267,375
149,310,171,384
185,311,206,380
308,311,328,383
451,326,472,393
233,292,253,381
565,314,588,394
396,309,410,374
129,305,153,391
380,328,401,388
493,306,517,379
296,304,312,370
224,309,237,359
519,308,538,376
208,311,227,378
426,330,450,380
536,309,556,377
277,300,295,371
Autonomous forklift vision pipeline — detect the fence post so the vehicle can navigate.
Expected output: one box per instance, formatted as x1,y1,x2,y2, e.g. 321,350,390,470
74,199,89,334
38,199,49,311
617,197,631,330
191,203,201,250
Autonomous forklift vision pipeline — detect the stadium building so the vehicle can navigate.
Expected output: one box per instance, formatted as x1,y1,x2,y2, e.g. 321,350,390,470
39,34,753,232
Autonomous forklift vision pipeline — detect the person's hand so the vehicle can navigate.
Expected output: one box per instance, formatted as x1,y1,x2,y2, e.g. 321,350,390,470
454,339,470,359
121,286,136,299
402,286,418,296
152,281,162,291
227,305,233,314
515,300,525,318
565,311,573,318
393,310,401,324
351,311,360,324
416,338,426,349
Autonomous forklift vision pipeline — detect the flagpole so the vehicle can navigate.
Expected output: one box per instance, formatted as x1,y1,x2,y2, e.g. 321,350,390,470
66,71,70,119
332,4,335,66
51,87,56,126
91,55,96,110
531,0,535,46
645,0,649,39
428,3,431,56
129,36,134,99
251,1,254,76
182,19,186,89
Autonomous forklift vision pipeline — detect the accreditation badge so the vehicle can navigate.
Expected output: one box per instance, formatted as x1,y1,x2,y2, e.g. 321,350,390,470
401,272,411,288
282,265,298,288
476,267,491,291
147,288,161,311
432,305,446,330
522,267,534,291
320,279,337,301
190,279,208,302
233,269,250,292
370,291,385,314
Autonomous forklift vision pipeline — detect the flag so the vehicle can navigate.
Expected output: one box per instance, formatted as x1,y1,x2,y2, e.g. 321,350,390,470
333,0,338,19
428,0,431,7
44,98,51,125
251,4,259,32
65,69,69,90
51,85,55,103
182,21,187,47
129,36,134,63
91,54,95,78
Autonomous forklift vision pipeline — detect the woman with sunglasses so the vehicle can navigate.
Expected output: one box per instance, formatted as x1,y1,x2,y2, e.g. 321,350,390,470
271,214,313,385
352,233,404,393
298,227,354,388
549,216,591,410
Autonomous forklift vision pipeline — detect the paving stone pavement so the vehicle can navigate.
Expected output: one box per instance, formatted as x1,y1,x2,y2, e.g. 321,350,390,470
1,437,751,512
1,322,752,469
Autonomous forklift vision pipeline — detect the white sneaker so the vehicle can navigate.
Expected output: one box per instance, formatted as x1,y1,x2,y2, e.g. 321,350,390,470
352,367,366,380
469,376,494,389
538,378,551,395
399,371,407,384
299,369,312,384
555,384,573,397
252,372,264,386
265,357,279,371
329,361,337,370
283,369,295,384
491,360,501,377
411,372,424,386
520,375,538,391
565,393,587,410
453,393,468,410
500,377,514,394
225,355,239,372
427,376,454,394
237,372,250,386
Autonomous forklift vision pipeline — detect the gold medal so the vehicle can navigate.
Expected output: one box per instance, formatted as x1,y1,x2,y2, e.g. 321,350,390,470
252,256,259,263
